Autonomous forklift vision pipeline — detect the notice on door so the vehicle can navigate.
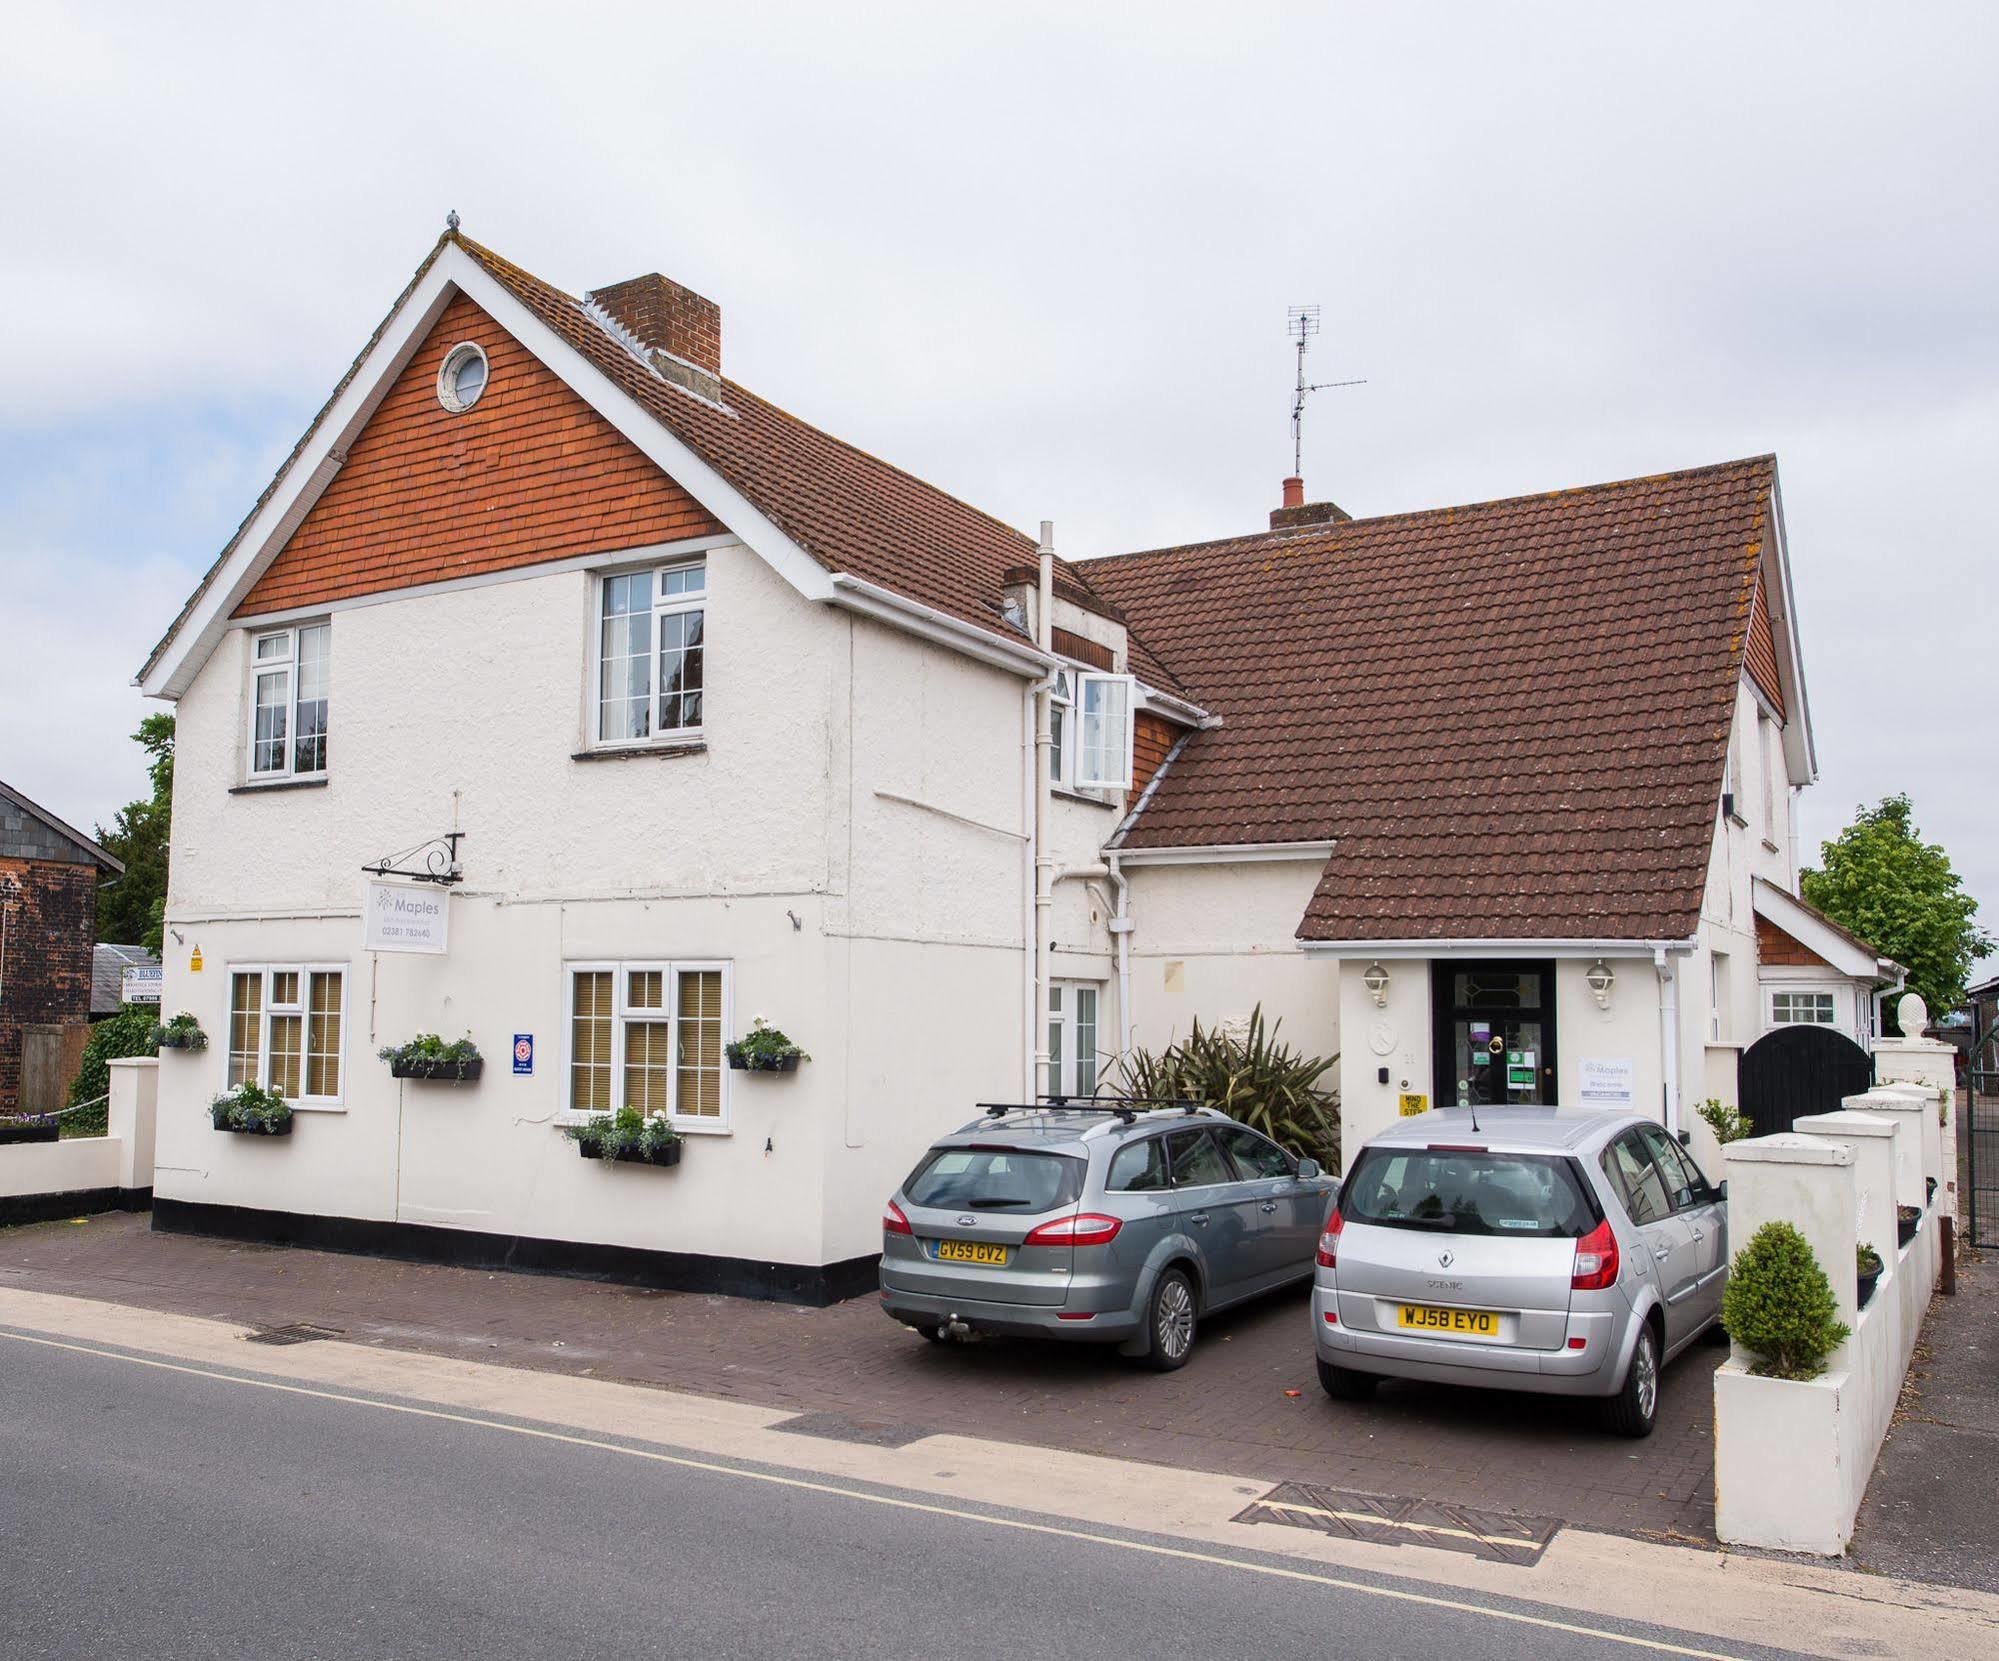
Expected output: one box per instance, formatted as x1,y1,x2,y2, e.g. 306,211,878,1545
1578,1057,1635,1109
363,878,450,954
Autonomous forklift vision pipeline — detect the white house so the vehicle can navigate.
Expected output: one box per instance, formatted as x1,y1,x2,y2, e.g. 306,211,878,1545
137,226,1890,1297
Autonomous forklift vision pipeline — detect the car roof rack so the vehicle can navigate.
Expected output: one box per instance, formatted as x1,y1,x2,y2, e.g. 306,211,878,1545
973,1095,1207,1127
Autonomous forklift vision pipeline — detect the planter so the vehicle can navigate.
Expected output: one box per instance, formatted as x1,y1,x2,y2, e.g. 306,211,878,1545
0,1118,61,1146
1714,1359,1855,1554
727,1053,800,1073
577,1139,683,1168
156,1033,209,1051
1896,1205,1920,1248
213,1119,292,1137
390,1057,483,1082
1856,1266,1881,1309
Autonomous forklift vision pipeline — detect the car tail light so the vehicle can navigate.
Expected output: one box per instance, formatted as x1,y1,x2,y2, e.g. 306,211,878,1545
1315,1206,1344,1268
1571,1218,1618,1290
883,1200,911,1236
1024,1212,1122,1247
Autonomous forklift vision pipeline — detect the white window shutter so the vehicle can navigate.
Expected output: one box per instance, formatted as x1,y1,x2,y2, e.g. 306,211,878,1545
1074,673,1134,790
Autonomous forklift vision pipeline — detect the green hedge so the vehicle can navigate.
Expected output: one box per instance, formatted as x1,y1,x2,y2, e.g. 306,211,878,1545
63,1005,158,1136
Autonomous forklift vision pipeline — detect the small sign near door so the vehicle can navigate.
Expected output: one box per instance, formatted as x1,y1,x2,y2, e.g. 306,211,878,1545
1578,1057,1635,1109
1397,1092,1428,1117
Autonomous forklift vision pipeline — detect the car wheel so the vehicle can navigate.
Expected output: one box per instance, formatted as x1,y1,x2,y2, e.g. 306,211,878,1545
1603,1322,1661,1438
1140,1268,1198,1371
1316,1357,1377,1401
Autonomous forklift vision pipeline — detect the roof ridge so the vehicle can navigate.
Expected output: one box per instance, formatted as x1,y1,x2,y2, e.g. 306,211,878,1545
1078,454,1777,572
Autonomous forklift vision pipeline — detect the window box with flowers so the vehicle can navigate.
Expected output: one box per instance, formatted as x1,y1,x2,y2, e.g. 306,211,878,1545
151,1012,209,1051
0,1114,60,1146
726,1019,808,1074
210,1081,294,1137
379,1034,483,1082
567,1107,682,1168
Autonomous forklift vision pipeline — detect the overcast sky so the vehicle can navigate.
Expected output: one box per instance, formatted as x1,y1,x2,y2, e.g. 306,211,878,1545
2,3,1992,968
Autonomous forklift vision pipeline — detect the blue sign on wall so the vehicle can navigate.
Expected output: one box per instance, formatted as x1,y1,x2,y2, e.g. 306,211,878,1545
512,1034,534,1076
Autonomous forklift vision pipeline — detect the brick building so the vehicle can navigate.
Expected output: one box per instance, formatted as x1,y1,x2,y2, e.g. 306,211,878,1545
0,781,123,1113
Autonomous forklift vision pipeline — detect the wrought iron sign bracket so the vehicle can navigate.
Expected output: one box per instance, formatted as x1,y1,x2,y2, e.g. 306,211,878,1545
363,832,465,886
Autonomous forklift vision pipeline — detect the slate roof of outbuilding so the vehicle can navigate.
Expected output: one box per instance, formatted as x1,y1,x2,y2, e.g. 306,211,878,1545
453,237,1186,694
1077,456,1779,943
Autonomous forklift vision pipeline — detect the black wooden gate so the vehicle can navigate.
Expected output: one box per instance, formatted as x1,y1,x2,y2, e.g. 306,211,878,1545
1737,1025,1874,1138
1969,1005,1998,1249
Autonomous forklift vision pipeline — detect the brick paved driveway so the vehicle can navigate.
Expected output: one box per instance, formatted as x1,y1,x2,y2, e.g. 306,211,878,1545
0,1212,1719,1541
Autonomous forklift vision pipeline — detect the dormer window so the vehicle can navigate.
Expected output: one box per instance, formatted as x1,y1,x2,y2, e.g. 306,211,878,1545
1049,666,1134,793
596,558,705,745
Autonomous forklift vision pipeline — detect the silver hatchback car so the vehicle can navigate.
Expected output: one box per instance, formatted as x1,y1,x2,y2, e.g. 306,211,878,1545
880,1105,1336,1369
1313,1107,1727,1436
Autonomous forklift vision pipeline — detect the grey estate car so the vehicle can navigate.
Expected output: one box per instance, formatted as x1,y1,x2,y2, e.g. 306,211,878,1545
879,1106,1336,1369
1313,1107,1727,1437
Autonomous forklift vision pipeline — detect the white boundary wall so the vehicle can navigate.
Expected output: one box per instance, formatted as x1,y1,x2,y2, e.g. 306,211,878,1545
0,1057,157,1212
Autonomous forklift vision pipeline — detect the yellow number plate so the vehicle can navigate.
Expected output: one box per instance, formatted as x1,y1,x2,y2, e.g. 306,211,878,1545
1397,1303,1500,1338
935,1239,1009,1266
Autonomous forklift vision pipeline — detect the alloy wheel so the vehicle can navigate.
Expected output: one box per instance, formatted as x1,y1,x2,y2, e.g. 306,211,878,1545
1635,1330,1658,1421
1156,1277,1195,1360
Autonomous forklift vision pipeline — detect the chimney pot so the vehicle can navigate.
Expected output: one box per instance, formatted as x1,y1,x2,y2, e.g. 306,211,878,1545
1281,475,1305,510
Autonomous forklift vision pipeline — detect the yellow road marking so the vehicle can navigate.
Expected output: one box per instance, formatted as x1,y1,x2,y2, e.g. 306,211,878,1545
2,1327,1747,1661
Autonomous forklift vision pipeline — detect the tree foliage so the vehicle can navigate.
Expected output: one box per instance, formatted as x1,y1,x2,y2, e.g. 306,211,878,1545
94,714,175,953
1799,794,1991,1024
1112,1006,1341,1172
64,1004,158,1136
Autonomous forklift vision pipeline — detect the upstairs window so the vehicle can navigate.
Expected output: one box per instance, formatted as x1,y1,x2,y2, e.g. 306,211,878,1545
1048,668,1133,793
598,559,705,744
248,622,330,780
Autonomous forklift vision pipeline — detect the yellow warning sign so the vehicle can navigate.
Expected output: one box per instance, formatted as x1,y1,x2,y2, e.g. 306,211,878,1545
189,945,204,973
1397,1092,1428,1117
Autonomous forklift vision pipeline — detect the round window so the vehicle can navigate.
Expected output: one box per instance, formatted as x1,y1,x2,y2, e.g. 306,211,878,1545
436,342,489,413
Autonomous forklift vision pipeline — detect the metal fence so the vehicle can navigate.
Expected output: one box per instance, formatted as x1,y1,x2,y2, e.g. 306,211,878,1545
1969,1008,1998,1249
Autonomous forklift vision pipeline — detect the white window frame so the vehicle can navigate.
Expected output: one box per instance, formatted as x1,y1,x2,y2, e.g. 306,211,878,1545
1049,669,1076,788
223,962,347,1109
1073,671,1134,791
245,621,331,781
1710,951,1730,1043
1046,980,1102,1100
562,959,733,1133
591,558,707,749
1770,989,1837,1027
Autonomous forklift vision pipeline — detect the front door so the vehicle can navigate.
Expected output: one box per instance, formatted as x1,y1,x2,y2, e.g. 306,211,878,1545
1432,960,1560,1108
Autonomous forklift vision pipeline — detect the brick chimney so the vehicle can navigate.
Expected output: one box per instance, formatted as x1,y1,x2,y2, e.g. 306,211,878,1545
585,273,723,400
1271,476,1352,531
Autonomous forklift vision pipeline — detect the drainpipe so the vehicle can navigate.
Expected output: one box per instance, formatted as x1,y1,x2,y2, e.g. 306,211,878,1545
1031,522,1057,1098
1655,946,1681,1134
1108,850,1134,1060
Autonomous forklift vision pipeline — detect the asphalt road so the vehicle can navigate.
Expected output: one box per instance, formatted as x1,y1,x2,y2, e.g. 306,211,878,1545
0,1334,1789,1661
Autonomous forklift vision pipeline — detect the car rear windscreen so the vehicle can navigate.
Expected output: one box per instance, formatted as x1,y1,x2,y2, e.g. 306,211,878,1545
1342,1147,1597,1238
904,1148,1084,1212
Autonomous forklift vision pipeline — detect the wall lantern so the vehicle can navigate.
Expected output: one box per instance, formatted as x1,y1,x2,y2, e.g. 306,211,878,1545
1362,962,1391,1008
1586,959,1616,1009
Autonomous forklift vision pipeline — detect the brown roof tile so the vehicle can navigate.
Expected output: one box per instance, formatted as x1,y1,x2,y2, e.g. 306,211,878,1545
1077,457,1777,942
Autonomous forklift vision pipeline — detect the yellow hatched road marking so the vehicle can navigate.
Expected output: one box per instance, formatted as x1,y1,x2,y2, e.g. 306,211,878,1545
0,1327,1747,1661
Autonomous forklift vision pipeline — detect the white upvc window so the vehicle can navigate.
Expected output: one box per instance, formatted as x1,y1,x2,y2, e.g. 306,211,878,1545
1771,990,1837,1026
596,559,705,745
1049,668,1134,792
247,622,330,779
1046,980,1102,1100
567,960,730,1130
226,964,346,1105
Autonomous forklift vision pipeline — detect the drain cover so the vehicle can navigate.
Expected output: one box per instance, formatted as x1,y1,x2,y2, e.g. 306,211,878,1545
1234,1480,1561,1566
771,1410,933,1449
244,1322,345,1346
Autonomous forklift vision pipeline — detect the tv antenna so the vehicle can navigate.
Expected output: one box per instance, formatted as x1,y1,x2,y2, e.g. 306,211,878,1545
1287,305,1365,479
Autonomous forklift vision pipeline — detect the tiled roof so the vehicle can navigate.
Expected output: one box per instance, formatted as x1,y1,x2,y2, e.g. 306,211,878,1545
454,237,1185,695
1078,457,1778,943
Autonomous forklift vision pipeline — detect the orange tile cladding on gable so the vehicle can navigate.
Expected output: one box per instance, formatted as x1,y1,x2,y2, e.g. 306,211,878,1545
234,293,722,617
1743,572,1785,719
1756,913,1829,969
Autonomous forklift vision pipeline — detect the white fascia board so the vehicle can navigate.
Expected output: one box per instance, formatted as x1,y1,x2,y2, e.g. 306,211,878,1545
1751,877,1887,980
1134,685,1212,727
1115,840,1334,867
1298,937,1698,961
1761,474,1819,785
142,244,840,700
826,573,1051,676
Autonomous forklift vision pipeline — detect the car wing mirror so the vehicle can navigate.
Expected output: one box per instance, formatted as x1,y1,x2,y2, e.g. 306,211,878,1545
1714,1178,1728,1203
1296,1158,1322,1181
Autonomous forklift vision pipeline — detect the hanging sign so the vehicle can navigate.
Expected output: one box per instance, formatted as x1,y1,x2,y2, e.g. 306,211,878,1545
363,878,450,954
121,964,163,1004
1578,1057,1636,1109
